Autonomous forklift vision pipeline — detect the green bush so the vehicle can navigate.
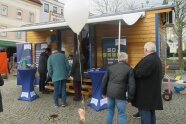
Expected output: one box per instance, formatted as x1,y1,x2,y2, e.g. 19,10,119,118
183,50,186,57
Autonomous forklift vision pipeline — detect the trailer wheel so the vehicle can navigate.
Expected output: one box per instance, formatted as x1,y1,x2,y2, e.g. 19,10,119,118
162,92,172,101
164,89,173,96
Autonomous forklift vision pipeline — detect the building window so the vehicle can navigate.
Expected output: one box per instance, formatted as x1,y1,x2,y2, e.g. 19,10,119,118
16,32,21,39
61,9,63,15
53,6,57,13
1,5,8,16
44,3,49,13
0,26,7,37
29,12,34,23
17,9,22,20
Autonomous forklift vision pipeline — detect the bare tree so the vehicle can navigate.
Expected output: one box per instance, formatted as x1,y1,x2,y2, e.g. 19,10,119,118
173,0,186,67
92,0,139,14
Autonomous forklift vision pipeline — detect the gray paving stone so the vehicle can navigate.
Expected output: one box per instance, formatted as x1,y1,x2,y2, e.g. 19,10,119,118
0,75,186,124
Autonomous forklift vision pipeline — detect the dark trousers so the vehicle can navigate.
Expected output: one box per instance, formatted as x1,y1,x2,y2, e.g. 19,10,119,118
73,81,82,99
39,73,47,91
139,109,156,124
0,92,3,112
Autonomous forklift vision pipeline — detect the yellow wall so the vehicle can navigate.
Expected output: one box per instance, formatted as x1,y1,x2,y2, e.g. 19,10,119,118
95,8,172,67
95,11,156,67
61,30,74,56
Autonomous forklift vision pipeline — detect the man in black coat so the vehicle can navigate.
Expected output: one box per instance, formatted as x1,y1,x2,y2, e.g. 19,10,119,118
38,48,51,93
70,52,85,101
132,42,163,124
0,74,4,112
102,52,136,124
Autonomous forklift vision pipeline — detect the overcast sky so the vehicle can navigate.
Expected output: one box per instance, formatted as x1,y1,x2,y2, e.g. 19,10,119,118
58,0,164,5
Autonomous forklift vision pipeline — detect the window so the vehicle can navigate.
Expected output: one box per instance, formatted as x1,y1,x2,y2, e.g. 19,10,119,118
1,5,8,16
53,6,57,13
0,26,7,37
61,9,63,15
17,9,22,20
44,3,49,13
16,32,21,39
29,12,34,23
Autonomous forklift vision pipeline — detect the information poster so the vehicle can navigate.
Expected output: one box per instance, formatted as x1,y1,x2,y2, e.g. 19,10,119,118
102,37,127,67
16,43,32,65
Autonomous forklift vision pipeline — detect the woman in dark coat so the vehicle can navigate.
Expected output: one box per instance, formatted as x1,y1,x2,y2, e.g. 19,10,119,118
70,52,85,101
0,74,4,112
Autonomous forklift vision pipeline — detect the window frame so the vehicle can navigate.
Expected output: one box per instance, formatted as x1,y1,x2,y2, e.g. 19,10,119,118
61,8,63,15
0,26,7,37
16,32,21,39
1,5,8,16
17,9,23,20
44,3,49,13
53,6,57,14
29,12,34,23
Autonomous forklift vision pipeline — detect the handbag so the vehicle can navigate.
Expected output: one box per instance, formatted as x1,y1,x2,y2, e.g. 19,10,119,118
0,74,4,86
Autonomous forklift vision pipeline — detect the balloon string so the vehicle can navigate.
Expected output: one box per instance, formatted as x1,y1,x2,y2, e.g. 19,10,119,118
77,34,86,119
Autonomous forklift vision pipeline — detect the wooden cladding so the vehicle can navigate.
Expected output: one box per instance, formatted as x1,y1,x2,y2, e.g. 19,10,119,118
26,8,171,68
27,30,57,63
95,12,157,67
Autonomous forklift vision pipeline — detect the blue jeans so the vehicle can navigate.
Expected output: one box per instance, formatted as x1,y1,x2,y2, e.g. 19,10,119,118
106,98,126,124
53,80,66,105
139,109,156,124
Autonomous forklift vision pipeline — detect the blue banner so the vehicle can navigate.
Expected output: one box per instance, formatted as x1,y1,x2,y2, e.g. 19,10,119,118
16,43,32,85
16,43,32,65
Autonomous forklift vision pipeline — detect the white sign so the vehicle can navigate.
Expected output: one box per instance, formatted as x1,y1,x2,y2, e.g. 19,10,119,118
100,98,108,106
30,91,36,97
115,39,126,46
90,98,98,106
21,92,28,98
169,43,178,53
24,44,31,50
41,44,48,49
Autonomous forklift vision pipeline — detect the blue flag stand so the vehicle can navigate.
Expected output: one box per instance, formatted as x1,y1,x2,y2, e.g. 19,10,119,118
88,70,107,111
18,68,39,101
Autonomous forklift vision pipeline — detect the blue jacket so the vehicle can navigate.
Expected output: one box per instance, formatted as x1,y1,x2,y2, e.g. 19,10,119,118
47,52,71,82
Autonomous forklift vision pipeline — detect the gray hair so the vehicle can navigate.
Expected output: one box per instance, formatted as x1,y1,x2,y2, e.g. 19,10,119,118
144,42,156,53
118,52,128,62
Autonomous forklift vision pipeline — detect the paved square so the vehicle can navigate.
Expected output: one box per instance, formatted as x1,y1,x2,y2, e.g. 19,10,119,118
0,75,186,124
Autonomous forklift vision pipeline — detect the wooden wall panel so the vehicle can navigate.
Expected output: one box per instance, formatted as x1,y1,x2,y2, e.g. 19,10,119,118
95,11,156,67
61,30,74,56
27,30,57,64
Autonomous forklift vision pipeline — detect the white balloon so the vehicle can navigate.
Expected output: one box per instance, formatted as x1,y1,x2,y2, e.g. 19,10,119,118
64,0,89,34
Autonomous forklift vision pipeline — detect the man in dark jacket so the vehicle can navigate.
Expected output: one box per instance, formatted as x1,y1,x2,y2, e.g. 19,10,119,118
70,52,85,101
38,48,51,93
102,52,136,124
0,74,4,112
132,42,163,124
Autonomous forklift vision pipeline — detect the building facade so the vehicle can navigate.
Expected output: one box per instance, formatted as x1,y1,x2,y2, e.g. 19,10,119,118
40,0,64,22
0,0,41,48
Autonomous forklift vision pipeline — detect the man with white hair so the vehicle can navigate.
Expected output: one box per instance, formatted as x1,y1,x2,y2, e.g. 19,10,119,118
132,42,163,124
102,52,136,124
